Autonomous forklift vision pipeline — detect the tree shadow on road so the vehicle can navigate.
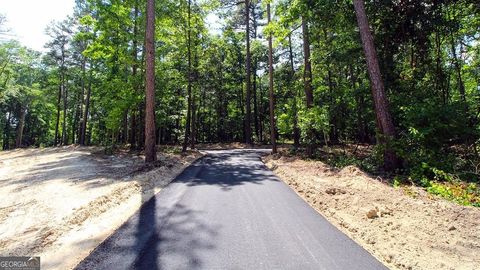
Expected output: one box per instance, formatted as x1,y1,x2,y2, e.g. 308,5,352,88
74,182,218,270
176,150,279,191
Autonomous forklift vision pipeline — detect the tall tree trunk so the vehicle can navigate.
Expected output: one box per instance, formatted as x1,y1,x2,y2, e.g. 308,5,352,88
353,0,400,170
267,3,277,154
216,51,226,142
253,63,259,140
244,0,253,145
77,58,86,144
129,109,137,148
252,4,259,141
302,18,314,108
288,34,300,148
144,0,156,162
61,44,68,146
450,33,466,104
239,67,245,141
191,76,197,149
258,76,264,143
72,91,79,144
62,84,68,145
15,107,26,148
79,70,91,146
302,17,314,156
182,0,193,152
435,31,447,104
54,84,62,146
122,109,128,143
3,111,11,150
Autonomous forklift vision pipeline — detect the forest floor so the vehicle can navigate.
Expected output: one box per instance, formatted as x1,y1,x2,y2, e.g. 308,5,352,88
263,151,480,270
0,145,202,270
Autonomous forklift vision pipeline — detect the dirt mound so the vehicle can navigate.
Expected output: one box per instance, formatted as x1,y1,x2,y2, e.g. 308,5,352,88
264,156,480,270
338,165,368,177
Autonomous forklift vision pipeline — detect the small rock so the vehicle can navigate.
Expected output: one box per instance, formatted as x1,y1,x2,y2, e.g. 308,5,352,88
367,238,376,244
366,208,379,219
448,225,456,231
380,207,393,217
325,187,346,195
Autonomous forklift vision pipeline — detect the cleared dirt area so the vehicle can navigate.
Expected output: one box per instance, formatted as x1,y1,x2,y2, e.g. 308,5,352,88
263,155,480,270
0,146,201,270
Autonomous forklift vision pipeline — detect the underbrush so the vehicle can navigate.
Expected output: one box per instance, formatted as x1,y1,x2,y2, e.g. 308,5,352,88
291,143,480,207
403,163,480,207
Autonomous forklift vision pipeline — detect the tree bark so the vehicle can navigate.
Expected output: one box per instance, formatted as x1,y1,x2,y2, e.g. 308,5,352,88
244,0,253,145
144,0,156,162
15,107,26,148
182,0,193,152
122,109,128,143
435,31,447,104
288,34,300,148
302,17,314,156
258,76,264,142
79,70,91,146
252,4,259,141
216,50,226,142
54,84,61,146
62,84,68,145
253,63,259,140
302,18,313,108
77,58,86,144
191,89,197,149
3,111,11,150
61,44,68,146
267,3,277,154
353,0,400,170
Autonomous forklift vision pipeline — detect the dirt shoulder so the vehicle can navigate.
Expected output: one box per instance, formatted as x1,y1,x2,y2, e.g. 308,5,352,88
0,146,202,270
263,155,480,270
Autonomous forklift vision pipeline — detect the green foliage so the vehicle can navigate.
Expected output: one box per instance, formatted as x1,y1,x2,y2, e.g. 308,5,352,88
1,0,480,209
428,181,480,207
298,107,329,145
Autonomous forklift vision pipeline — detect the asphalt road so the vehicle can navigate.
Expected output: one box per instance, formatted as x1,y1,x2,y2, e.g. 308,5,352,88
75,149,388,270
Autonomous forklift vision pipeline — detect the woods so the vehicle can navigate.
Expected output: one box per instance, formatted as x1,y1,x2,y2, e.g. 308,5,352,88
1,0,480,194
